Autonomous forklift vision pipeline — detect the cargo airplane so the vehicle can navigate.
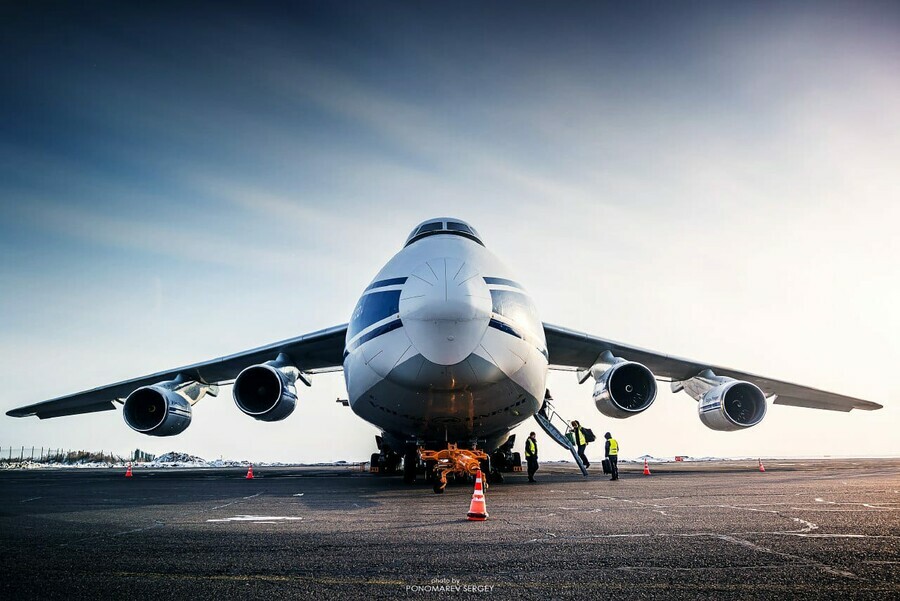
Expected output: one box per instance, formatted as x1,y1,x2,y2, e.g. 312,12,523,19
7,218,882,491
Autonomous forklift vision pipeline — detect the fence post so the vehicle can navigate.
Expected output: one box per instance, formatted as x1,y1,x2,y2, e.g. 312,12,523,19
20,446,24,461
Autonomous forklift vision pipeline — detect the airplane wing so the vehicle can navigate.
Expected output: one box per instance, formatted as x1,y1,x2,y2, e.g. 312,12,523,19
543,323,882,412
6,324,349,419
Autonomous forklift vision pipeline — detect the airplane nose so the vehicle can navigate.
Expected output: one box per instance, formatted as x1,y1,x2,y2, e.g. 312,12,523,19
399,258,492,366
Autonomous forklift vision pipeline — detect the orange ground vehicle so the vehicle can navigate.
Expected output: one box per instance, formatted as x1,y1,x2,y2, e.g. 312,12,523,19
418,443,489,493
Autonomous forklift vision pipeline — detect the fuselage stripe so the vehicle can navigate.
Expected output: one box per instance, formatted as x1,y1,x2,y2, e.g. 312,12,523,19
344,318,404,356
365,277,408,292
487,318,549,359
483,277,524,289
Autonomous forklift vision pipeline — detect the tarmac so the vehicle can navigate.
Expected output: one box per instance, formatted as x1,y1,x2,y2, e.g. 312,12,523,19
1,458,898,600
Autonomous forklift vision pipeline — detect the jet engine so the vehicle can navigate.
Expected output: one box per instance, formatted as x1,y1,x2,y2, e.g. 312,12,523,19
673,369,769,431
123,386,193,436
589,352,658,419
698,380,767,431
233,354,301,421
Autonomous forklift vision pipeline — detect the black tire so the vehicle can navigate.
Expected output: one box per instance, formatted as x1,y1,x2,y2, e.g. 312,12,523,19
433,482,445,494
512,452,522,468
370,453,380,471
403,450,417,484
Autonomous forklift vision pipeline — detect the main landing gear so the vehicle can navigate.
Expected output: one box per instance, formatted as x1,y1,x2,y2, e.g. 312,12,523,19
419,444,489,494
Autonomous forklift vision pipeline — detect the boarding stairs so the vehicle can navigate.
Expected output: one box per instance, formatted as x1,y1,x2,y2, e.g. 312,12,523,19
533,399,589,477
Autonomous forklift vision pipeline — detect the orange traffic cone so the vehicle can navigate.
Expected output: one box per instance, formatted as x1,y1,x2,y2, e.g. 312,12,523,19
466,470,489,521
758,458,766,472
246,464,255,479
642,459,651,476
125,463,133,478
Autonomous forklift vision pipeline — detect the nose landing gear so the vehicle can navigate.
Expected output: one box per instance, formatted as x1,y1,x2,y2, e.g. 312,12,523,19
419,443,489,494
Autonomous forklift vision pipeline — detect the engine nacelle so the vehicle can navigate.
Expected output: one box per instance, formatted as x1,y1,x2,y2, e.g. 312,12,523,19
233,354,300,421
123,386,192,436
698,380,767,431
591,355,658,419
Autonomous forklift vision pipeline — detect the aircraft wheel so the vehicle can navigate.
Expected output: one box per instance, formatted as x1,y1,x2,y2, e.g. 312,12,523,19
403,450,417,484
433,482,445,494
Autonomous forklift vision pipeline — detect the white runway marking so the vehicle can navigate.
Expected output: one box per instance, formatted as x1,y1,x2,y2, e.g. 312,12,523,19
715,534,855,578
206,515,303,523
524,494,899,578
112,521,166,536
865,560,900,564
790,516,818,533
293,493,304,497
20,497,41,503
784,534,898,539
210,492,262,510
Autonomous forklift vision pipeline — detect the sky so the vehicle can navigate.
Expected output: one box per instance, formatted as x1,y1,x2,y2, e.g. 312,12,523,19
1,1,898,462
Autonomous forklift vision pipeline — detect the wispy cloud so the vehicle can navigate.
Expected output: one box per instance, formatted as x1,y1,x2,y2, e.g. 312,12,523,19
12,198,304,273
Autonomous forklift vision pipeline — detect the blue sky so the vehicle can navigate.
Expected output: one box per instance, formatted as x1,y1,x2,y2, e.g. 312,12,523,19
1,1,898,461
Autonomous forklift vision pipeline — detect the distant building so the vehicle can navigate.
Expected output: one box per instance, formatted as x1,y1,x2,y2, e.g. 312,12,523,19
133,449,156,462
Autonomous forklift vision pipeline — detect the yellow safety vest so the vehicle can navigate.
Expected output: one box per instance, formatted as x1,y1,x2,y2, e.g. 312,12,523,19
525,438,537,457
607,438,619,456
575,427,586,446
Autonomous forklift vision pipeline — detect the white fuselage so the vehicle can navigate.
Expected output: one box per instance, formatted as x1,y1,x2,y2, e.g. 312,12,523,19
342,233,548,451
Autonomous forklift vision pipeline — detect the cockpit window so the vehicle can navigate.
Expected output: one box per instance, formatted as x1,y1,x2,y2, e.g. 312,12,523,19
416,221,444,235
446,221,474,235
490,290,540,329
404,218,484,247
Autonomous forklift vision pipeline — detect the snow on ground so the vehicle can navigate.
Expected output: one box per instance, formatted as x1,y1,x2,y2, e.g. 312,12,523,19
0,452,361,469
9,453,849,470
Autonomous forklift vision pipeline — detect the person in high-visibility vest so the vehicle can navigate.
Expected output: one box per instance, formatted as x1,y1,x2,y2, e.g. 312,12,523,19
571,420,590,469
524,432,539,483
605,432,619,481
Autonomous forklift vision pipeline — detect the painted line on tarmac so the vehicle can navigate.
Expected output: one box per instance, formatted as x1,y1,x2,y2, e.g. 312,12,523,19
113,571,405,586
206,515,303,523
715,534,856,579
111,521,166,536
210,492,262,510
61,520,165,547
525,497,869,578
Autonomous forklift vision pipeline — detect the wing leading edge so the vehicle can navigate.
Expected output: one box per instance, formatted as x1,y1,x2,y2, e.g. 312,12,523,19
543,323,882,412
6,324,349,419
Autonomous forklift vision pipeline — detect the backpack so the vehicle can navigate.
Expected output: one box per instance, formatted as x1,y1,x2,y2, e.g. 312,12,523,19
582,427,596,443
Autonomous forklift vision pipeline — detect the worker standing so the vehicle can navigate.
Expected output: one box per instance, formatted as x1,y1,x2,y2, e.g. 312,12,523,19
605,432,619,481
571,420,590,469
524,432,539,483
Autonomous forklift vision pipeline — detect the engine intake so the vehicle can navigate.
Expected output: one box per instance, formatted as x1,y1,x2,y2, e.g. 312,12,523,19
123,386,192,436
233,355,299,421
592,356,658,419
698,380,767,431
